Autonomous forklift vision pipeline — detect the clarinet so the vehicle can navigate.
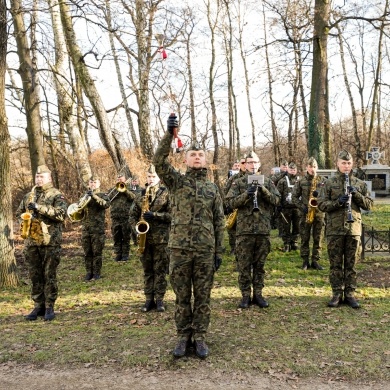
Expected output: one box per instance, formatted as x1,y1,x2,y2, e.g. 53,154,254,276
345,173,354,223
252,168,260,212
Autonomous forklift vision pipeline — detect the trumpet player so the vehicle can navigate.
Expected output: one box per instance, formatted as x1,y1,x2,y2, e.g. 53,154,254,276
109,173,138,262
292,157,326,270
128,165,171,313
81,175,110,281
226,151,280,310
277,162,301,252
16,165,67,321
317,150,373,309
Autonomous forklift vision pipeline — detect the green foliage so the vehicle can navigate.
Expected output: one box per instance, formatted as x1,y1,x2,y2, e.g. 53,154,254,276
0,225,389,381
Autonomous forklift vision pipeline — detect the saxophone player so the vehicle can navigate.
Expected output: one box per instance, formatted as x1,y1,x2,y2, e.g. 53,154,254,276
292,157,326,270
317,150,373,308
128,164,171,313
16,165,67,321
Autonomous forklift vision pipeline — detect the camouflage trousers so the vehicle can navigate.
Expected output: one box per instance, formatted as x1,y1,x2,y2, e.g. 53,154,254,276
140,243,169,300
326,235,360,294
82,230,105,275
169,249,214,340
227,223,237,252
299,216,324,261
236,235,271,297
280,208,300,245
111,218,131,257
24,245,61,308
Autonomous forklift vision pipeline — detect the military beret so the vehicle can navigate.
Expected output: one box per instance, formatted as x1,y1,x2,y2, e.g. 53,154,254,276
186,140,203,152
307,157,318,166
132,175,139,180
89,174,100,181
117,172,126,178
36,165,51,174
338,150,353,161
147,164,156,174
288,162,297,169
280,159,288,166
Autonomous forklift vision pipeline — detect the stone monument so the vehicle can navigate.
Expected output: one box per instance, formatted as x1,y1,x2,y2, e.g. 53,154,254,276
363,147,390,197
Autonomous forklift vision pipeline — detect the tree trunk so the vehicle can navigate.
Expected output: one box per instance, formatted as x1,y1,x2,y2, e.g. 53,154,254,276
0,0,18,287
58,0,127,171
10,0,46,175
47,0,92,186
105,0,139,150
308,0,329,168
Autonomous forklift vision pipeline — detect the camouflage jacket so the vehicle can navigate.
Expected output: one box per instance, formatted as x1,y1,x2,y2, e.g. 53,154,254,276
225,172,280,236
109,184,137,220
153,131,225,255
292,173,326,218
277,174,300,209
128,183,171,245
270,170,287,185
223,170,245,214
16,183,67,247
82,190,110,233
317,170,373,236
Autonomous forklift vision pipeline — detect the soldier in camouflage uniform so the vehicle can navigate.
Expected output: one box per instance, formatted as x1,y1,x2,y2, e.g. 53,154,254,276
270,160,289,234
129,165,171,313
153,114,224,359
81,175,110,281
226,151,280,310
16,165,68,321
277,162,301,252
292,157,326,270
317,150,373,308
109,173,137,262
223,157,246,255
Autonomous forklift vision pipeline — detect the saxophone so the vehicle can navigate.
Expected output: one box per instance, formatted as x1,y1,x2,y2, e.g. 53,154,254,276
20,186,37,239
306,176,319,224
225,209,238,229
135,186,151,254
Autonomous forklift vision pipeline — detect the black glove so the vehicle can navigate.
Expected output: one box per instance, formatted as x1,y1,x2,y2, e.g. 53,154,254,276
27,202,38,211
87,190,93,196
338,194,349,205
312,190,319,197
302,206,308,214
214,255,222,272
167,114,178,134
347,186,357,194
276,205,283,212
247,185,257,196
143,211,155,221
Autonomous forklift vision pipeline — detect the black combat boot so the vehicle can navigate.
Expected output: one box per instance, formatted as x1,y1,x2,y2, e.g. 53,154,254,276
121,254,129,262
44,307,55,321
85,273,93,281
25,306,45,321
172,337,190,358
301,258,310,270
327,293,342,308
238,296,251,309
194,339,209,359
252,294,269,308
311,260,324,270
344,293,360,309
114,253,122,262
141,299,156,312
92,274,101,280
156,300,165,312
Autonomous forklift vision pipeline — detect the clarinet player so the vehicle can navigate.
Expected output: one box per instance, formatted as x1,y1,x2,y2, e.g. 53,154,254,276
225,151,280,310
317,150,373,308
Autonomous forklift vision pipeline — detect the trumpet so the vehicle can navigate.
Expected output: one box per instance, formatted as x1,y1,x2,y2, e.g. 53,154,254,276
67,193,92,222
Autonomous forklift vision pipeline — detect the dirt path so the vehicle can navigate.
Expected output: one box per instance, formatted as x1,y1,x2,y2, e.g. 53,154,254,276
0,364,388,390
